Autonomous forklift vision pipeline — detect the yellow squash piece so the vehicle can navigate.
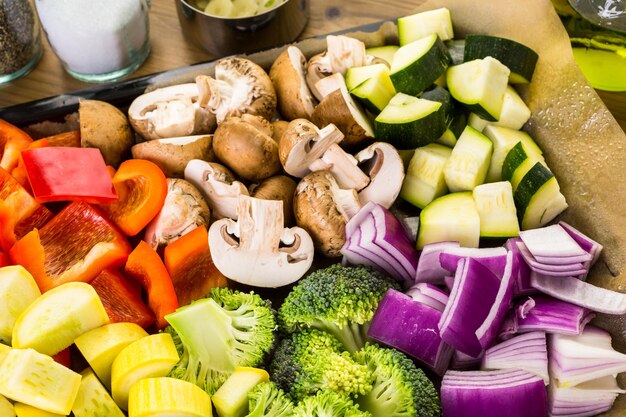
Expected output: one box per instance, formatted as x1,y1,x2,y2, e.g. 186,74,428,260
12,282,109,356
72,369,125,417
128,377,213,417
0,348,81,415
111,333,180,410
0,343,10,364
74,322,148,389
212,367,270,417
0,266,41,345
0,394,15,417
13,403,65,417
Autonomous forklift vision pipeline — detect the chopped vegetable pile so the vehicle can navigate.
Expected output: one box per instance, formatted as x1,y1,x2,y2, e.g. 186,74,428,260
0,6,624,417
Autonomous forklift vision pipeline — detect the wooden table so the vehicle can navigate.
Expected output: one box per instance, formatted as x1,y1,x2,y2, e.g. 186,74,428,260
1,0,625,132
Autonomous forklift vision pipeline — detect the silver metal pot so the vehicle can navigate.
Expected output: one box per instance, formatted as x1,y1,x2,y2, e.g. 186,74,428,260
175,0,309,57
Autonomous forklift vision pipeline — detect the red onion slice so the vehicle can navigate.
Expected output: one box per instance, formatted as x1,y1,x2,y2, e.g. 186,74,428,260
439,246,508,277
415,241,460,285
481,332,549,383
519,224,588,258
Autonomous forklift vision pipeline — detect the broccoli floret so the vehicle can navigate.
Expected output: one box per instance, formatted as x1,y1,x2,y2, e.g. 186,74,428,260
164,287,276,394
293,390,372,417
269,329,372,402
353,343,441,417
246,381,295,417
278,264,399,352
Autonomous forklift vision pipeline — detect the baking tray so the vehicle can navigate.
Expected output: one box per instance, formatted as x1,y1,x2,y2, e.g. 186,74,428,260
3,0,626,413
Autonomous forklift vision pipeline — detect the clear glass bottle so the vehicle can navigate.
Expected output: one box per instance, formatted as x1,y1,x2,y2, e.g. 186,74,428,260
0,0,42,85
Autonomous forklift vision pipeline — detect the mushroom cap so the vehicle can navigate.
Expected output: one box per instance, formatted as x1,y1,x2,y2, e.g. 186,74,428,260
128,83,216,141
131,134,215,178
356,142,405,209
270,46,316,121
79,99,134,167
250,175,297,226
271,120,289,144
294,170,359,257
196,57,277,124
306,53,332,102
212,115,281,182
143,178,211,250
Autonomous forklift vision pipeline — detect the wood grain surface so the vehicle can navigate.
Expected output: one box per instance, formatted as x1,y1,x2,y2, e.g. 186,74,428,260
0,0,624,132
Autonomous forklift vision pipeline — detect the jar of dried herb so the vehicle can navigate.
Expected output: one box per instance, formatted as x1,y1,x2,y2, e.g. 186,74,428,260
0,0,42,85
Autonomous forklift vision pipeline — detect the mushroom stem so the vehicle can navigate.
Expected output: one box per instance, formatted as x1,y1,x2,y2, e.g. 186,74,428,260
309,143,370,191
237,196,283,252
332,185,362,221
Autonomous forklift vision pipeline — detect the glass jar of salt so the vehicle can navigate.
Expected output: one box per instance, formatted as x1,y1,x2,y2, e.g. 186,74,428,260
0,0,42,85
35,0,151,83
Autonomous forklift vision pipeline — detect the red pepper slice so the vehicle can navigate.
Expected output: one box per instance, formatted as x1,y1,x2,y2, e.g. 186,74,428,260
164,225,229,307
0,168,54,252
0,119,33,173
0,252,10,267
52,348,72,368
9,201,132,292
124,241,178,329
99,159,168,236
21,147,117,204
90,269,155,329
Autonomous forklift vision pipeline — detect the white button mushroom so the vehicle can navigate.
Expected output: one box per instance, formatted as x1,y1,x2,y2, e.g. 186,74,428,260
208,195,314,288
355,142,406,209
270,46,317,121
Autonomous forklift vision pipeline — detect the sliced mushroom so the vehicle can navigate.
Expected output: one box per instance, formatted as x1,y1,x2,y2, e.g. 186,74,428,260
212,114,281,182
355,142,405,208
270,46,316,121
144,178,211,250
294,170,362,257
128,83,216,141
250,175,297,226
208,195,314,288
196,57,276,124
306,35,368,101
311,74,374,149
184,160,249,220
131,134,215,178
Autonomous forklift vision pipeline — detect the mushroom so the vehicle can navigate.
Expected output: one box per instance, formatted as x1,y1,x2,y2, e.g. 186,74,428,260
144,178,211,250
355,142,406,209
130,134,215,178
279,119,369,191
270,46,316,121
195,57,276,124
128,83,216,141
208,195,314,288
306,35,368,101
212,114,281,182
184,160,249,220
294,170,362,257
311,73,374,149
250,175,297,226
271,120,289,144
79,99,134,167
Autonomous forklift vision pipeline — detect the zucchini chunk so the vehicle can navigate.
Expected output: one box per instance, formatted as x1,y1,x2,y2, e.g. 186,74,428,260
443,126,493,192
447,57,510,121
390,34,451,96
473,181,520,238
466,86,531,131
346,64,396,113
501,140,546,187
484,125,544,183
400,143,452,209
398,8,454,45
366,45,399,67
463,34,539,83
375,93,447,149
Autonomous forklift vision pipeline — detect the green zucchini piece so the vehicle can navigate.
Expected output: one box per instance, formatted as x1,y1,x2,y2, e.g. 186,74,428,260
465,86,531,131
447,57,510,121
400,143,452,209
345,64,391,91
421,85,454,122
514,163,568,229
436,129,458,148
464,34,539,84
484,125,544,183
417,192,481,249
398,8,454,45
390,34,451,96
366,45,399,67
473,181,520,238
346,64,396,113
443,126,493,192
375,93,446,149
446,39,465,65
501,140,546,186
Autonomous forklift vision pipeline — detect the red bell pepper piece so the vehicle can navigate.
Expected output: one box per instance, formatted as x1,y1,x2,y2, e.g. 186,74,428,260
0,168,54,252
124,241,178,329
90,269,155,329
0,119,32,173
52,348,72,368
21,147,117,204
164,225,229,307
9,201,132,292
0,252,10,267
99,159,168,236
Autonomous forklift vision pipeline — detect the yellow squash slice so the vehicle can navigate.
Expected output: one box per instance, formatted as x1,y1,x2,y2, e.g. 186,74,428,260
212,367,270,417
128,377,213,417
0,266,41,345
13,403,65,417
72,369,125,417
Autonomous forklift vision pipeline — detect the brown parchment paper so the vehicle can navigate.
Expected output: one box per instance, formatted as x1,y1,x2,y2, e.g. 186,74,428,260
148,0,626,413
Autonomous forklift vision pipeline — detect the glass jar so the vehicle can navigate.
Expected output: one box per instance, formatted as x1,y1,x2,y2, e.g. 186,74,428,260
0,0,42,85
34,0,151,83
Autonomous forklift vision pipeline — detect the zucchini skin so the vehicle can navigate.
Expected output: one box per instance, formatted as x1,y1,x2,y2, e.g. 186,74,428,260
391,37,452,96
375,106,447,149
514,162,554,219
